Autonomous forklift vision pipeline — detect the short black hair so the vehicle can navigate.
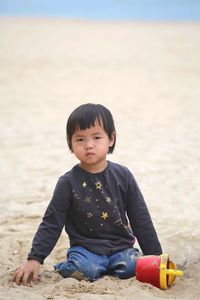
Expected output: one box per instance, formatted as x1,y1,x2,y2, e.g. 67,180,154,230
66,103,116,153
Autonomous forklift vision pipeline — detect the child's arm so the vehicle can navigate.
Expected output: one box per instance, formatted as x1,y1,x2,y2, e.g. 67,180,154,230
13,259,40,286
27,176,71,263
127,171,162,255
13,175,71,285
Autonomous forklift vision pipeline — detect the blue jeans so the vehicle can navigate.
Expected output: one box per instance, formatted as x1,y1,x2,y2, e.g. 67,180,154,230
54,246,138,281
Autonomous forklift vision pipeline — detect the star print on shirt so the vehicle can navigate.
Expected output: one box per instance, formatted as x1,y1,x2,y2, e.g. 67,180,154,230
72,190,79,199
83,196,92,204
106,197,111,204
87,212,93,218
114,218,123,226
101,212,109,220
95,181,102,190
82,181,87,188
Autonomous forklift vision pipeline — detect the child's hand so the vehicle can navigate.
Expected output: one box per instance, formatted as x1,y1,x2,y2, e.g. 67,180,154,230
13,259,40,286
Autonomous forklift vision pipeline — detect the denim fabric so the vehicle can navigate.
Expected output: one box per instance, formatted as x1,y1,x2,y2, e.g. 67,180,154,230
54,246,138,281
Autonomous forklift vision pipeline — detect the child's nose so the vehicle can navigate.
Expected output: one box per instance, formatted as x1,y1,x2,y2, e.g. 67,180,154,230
85,139,94,149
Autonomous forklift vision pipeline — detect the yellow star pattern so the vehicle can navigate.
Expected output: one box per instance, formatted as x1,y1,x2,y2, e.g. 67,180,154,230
101,211,109,220
95,181,102,190
82,181,87,188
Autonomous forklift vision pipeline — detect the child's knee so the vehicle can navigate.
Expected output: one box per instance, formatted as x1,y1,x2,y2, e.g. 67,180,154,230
57,246,108,281
75,260,102,281
60,260,98,281
109,248,138,279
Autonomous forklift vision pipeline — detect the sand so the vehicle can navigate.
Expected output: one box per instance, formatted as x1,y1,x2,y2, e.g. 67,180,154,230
0,17,200,300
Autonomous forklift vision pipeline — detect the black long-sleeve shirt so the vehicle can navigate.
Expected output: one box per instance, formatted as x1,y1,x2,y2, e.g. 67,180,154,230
28,161,162,264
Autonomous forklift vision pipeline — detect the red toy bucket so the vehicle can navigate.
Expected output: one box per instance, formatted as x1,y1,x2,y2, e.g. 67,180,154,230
136,254,183,289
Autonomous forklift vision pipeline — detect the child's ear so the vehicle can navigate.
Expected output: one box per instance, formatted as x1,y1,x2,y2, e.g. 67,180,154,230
67,140,73,153
109,131,116,146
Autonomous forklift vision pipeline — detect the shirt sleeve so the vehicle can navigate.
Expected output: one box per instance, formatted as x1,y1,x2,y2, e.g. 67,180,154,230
27,175,71,264
126,170,162,255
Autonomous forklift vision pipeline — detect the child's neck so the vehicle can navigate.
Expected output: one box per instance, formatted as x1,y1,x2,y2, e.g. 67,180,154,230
79,161,108,174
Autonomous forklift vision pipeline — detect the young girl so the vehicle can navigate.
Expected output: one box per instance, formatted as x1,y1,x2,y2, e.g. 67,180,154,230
13,103,162,285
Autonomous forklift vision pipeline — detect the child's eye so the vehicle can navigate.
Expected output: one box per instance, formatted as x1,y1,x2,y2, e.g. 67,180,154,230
76,138,84,142
95,136,101,140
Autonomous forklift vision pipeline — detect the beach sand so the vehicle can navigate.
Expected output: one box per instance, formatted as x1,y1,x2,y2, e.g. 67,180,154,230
0,18,200,300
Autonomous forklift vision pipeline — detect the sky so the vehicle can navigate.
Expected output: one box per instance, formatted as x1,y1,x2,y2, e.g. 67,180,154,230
0,0,200,21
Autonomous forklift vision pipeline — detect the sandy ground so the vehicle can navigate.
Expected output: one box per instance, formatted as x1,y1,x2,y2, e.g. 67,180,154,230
0,18,200,300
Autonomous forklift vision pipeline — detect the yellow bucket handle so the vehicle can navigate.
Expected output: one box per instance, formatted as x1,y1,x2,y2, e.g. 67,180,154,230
160,254,184,289
165,269,184,276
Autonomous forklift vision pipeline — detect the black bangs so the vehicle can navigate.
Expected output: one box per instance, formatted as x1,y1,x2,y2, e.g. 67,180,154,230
66,103,116,153
73,106,102,131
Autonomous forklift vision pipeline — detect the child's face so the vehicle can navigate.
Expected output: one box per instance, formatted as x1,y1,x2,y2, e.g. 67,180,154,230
71,120,115,173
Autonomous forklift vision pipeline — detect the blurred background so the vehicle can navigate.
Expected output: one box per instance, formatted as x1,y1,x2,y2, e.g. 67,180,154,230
1,1,200,300
0,0,200,21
